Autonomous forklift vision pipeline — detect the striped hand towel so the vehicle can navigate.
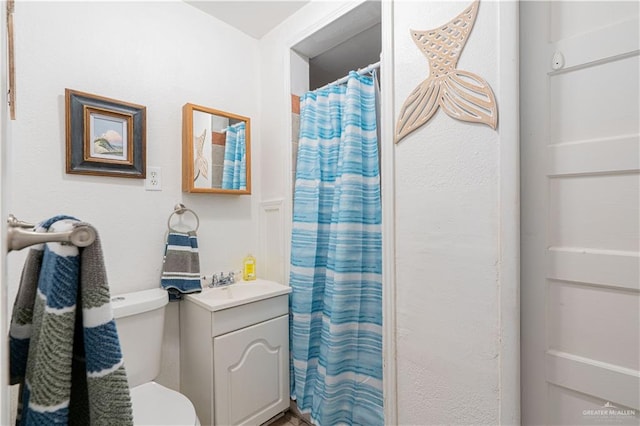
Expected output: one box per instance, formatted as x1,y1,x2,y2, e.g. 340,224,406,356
160,230,202,300
9,216,133,425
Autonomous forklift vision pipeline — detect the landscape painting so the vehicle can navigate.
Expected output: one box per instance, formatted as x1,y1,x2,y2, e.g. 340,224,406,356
65,88,146,178
89,112,128,161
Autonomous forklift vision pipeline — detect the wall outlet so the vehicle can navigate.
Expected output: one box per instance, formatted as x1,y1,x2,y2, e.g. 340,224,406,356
145,167,162,191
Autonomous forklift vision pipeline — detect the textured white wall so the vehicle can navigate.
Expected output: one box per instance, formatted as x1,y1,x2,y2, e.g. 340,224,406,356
290,50,310,97
6,0,260,391
394,1,516,424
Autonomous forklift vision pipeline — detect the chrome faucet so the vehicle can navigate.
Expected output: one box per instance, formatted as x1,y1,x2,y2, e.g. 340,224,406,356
208,271,235,287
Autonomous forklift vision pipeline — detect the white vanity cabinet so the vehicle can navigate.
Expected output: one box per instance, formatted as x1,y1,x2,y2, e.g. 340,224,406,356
180,280,291,426
213,315,288,425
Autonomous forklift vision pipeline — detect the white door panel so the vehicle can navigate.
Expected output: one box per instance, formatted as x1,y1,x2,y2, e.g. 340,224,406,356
549,56,639,143
551,17,639,71
547,247,639,291
549,1,640,42
546,350,639,413
548,384,639,426
522,1,640,424
547,135,640,177
548,174,639,251
547,281,639,370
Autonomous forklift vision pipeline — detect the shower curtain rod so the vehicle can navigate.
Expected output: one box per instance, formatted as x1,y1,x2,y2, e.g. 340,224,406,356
317,61,380,91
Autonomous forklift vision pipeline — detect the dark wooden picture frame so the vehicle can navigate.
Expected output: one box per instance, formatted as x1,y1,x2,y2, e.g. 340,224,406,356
65,89,146,178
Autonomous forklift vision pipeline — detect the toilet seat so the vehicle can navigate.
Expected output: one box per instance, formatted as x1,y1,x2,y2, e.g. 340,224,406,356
130,382,200,425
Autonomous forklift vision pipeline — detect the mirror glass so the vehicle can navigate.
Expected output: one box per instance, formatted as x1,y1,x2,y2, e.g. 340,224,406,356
182,103,251,194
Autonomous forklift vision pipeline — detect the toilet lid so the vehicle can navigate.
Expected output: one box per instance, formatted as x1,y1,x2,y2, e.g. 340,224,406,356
130,382,198,425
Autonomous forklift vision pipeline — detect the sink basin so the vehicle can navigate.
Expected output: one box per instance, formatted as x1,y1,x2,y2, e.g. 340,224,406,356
185,279,291,311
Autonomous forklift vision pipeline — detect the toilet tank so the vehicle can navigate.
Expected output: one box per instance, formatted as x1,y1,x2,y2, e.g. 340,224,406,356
111,288,168,388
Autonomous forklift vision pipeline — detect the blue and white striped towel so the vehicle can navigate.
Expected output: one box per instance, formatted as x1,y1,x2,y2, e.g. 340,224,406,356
9,215,133,425
161,231,202,301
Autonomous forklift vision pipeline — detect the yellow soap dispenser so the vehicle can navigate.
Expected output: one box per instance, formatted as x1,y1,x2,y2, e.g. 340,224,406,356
243,254,256,281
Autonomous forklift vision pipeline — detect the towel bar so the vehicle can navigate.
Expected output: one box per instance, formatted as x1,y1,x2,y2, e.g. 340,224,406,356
7,214,96,252
167,203,199,232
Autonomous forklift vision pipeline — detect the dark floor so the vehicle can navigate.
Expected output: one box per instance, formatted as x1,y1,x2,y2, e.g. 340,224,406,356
264,410,312,426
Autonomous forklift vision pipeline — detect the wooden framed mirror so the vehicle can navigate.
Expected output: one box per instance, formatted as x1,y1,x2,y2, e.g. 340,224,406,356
182,103,251,194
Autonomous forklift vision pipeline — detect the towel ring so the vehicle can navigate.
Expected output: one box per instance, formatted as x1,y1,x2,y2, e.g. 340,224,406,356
168,203,199,233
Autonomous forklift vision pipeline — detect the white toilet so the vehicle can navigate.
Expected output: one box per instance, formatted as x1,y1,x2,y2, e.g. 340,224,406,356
112,288,200,425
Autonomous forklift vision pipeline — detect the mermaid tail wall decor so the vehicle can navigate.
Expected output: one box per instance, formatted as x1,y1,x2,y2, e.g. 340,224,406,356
395,0,498,143
193,128,208,181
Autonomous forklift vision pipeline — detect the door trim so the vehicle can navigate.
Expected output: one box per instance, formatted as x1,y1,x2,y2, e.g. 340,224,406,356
380,1,398,423
498,1,521,423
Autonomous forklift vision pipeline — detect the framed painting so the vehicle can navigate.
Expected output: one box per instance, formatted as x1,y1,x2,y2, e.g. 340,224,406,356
65,89,146,178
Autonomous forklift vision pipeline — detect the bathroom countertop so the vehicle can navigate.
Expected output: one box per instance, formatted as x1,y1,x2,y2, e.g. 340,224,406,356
184,279,291,311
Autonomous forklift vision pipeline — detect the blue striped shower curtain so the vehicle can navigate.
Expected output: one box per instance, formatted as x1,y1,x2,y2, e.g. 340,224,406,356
222,122,246,190
289,71,383,426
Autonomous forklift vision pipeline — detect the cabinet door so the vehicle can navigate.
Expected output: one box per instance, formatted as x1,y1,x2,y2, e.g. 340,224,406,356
213,314,289,426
